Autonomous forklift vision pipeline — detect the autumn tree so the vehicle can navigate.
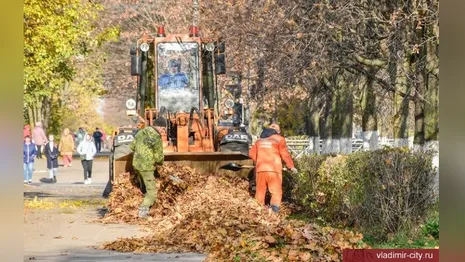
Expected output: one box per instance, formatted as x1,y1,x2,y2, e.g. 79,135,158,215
24,0,118,134
95,0,439,154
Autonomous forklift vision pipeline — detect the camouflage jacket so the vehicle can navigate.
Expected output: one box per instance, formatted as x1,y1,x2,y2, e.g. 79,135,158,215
129,126,164,171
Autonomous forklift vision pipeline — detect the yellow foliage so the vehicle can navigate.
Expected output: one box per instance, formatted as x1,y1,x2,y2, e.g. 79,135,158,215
24,197,106,210
24,196,55,210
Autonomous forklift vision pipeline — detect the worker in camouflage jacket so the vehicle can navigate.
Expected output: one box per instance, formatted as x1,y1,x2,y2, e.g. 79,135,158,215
129,118,166,218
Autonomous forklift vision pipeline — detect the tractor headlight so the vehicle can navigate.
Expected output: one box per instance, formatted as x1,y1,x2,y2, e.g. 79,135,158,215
140,43,150,52
224,98,235,109
205,43,215,52
126,98,136,109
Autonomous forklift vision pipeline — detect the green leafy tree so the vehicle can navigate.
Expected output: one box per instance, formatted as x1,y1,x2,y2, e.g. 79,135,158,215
24,0,118,133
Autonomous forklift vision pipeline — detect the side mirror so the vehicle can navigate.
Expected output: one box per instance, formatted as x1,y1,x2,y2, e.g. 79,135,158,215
130,45,141,76
215,42,226,75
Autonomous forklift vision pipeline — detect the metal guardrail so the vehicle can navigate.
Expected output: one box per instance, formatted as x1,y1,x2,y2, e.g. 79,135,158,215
89,138,397,159
278,138,396,159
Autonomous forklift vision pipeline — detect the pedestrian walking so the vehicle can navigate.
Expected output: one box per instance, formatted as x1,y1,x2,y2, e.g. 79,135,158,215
23,135,37,184
130,119,166,218
44,135,59,183
24,124,31,139
101,129,107,150
93,128,103,153
77,133,97,184
32,122,48,159
249,124,298,214
106,135,113,150
75,127,86,148
59,128,75,167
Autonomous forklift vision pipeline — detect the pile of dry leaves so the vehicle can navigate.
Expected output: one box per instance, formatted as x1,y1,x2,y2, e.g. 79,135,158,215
100,164,368,261
101,164,211,225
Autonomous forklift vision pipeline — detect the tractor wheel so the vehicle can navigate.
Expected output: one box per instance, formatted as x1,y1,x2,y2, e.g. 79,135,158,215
102,144,132,198
102,150,114,198
248,168,256,197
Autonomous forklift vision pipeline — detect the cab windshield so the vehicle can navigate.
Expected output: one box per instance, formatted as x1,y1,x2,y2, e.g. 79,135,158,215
156,42,200,112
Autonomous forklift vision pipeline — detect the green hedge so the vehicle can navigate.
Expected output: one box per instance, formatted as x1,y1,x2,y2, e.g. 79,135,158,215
285,148,437,241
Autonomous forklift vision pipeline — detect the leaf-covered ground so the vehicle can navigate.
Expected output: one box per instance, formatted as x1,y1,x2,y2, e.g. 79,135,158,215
99,164,368,261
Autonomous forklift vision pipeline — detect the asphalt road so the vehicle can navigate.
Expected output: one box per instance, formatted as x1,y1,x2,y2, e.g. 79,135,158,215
28,157,110,186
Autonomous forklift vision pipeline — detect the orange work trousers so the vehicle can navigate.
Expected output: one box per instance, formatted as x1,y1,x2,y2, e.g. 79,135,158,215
255,171,283,206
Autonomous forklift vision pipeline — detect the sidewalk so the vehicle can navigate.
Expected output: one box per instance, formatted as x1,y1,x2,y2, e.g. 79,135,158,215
24,158,206,262
30,158,109,185
24,207,206,262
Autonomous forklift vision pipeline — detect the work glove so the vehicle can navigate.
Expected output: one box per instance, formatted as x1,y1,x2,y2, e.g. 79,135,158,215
291,167,298,174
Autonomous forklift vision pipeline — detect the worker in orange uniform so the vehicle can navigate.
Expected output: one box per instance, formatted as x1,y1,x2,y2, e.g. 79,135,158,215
249,123,298,213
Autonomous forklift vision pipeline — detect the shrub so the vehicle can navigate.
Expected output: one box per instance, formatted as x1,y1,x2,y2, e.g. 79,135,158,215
423,200,439,240
423,215,439,240
358,148,437,240
283,154,327,208
312,155,350,223
288,153,366,226
285,148,437,241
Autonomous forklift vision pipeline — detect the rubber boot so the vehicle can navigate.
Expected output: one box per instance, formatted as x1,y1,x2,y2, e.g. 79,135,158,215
138,206,149,218
270,205,280,213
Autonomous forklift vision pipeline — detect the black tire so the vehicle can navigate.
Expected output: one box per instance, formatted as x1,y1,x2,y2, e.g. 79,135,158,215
102,180,112,198
248,168,256,196
102,148,114,198
102,144,132,198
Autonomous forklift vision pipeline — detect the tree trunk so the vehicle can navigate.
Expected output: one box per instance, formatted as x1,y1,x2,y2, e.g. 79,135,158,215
331,78,341,154
320,86,333,155
413,72,425,147
424,22,439,143
390,17,411,148
32,106,38,126
306,93,320,155
361,71,379,150
60,80,70,108
42,96,52,131
248,101,260,137
27,106,34,127
413,9,426,148
386,2,410,148
273,89,279,123
393,56,411,147
340,81,353,154
249,58,267,137
35,97,43,124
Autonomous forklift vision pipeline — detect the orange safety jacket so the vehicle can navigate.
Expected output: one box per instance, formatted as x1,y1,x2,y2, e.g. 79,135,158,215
249,133,295,173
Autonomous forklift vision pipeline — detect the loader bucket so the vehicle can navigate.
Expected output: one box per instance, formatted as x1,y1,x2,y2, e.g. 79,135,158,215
115,152,253,177
104,149,254,198
164,152,253,178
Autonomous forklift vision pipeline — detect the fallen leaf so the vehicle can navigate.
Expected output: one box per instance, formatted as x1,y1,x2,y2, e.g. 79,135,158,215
264,235,277,244
217,228,227,236
98,164,367,261
291,231,301,240
303,242,317,250
300,252,311,260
